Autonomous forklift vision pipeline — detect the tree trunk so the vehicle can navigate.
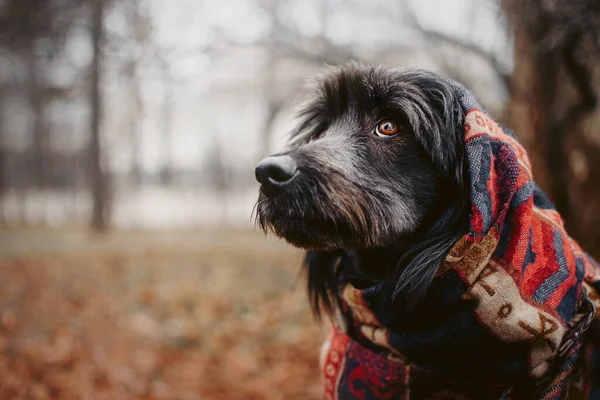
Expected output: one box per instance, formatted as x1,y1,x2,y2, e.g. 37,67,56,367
127,60,143,186
0,93,5,225
28,49,47,188
128,0,148,186
159,68,173,185
259,0,278,160
89,0,108,231
0,93,5,195
504,0,600,257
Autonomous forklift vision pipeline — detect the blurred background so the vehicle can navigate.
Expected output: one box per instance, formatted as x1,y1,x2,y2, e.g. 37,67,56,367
0,0,599,398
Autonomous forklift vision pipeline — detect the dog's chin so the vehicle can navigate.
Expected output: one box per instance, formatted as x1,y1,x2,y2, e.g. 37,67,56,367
256,211,344,250
265,219,347,251
257,208,413,251
256,192,348,250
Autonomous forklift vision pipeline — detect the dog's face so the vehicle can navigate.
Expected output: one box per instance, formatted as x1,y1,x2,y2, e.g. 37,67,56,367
255,64,464,251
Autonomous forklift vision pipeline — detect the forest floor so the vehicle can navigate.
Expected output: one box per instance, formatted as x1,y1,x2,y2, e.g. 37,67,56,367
0,228,328,400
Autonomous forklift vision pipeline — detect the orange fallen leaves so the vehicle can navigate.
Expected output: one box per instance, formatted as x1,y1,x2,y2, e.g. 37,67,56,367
0,246,327,400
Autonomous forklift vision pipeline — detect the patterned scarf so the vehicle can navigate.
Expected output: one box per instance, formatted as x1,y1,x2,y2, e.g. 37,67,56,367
320,82,600,400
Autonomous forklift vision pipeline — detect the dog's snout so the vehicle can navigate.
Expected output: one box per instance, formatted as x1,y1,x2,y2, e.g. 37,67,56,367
255,155,298,194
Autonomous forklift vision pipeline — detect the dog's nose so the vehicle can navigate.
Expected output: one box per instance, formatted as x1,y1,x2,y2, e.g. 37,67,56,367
255,155,298,193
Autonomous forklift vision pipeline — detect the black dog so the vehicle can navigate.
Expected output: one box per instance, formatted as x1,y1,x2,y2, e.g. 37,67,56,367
254,64,600,398
255,64,469,314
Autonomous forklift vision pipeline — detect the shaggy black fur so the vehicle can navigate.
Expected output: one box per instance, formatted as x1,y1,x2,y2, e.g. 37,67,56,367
255,63,470,317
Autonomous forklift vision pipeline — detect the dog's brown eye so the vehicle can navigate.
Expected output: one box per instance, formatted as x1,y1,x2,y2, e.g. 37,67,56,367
375,119,399,137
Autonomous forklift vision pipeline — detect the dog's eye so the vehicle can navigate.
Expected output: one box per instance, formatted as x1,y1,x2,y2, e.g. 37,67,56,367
375,119,399,137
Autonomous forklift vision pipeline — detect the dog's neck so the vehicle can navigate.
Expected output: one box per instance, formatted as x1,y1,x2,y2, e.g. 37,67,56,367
342,246,406,288
341,184,470,301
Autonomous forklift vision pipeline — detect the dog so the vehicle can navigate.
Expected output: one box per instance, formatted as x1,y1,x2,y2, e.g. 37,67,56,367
254,64,600,399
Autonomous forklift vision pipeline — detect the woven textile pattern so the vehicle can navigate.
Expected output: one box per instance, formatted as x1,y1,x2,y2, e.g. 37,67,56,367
320,83,600,399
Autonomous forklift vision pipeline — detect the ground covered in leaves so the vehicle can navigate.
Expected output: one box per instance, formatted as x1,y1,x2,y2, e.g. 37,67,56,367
0,228,327,399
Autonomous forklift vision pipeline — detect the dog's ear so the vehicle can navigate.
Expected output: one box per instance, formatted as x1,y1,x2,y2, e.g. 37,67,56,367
388,72,470,311
445,89,467,192
304,250,343,319
400,71,467,190
442,88,467,192
426,77,466,190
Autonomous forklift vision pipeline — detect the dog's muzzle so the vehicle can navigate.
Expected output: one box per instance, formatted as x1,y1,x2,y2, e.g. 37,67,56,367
255,155,298,195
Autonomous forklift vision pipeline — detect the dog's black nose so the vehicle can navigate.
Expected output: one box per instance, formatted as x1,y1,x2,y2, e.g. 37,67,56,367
255,155,298,193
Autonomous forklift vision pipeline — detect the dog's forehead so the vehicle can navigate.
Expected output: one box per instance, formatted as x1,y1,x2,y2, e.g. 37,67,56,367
290,66,449,145
315,67,394,111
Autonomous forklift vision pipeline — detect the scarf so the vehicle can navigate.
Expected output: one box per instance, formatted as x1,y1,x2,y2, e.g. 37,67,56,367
321,82,600,400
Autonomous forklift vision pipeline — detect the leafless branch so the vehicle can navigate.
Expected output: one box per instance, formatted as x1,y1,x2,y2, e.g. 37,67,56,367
397,2,512,89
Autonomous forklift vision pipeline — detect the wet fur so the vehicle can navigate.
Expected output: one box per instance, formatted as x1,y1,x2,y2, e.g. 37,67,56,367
255,63,470,317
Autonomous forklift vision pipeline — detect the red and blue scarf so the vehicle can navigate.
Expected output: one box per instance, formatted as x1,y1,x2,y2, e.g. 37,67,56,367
321,82,600,399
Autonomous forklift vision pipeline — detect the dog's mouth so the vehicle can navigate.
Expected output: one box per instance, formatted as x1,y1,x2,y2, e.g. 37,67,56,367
255,193,321,246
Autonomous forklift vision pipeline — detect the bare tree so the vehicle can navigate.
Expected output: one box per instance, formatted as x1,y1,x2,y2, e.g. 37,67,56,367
1,0,80,188
124,58,144,186
503,0,600,255
258,0,279,159
0,93,5,219
158,61,174,185
120,0,151,186
89,0,108,231
204,139,231,221
27,49,49,188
